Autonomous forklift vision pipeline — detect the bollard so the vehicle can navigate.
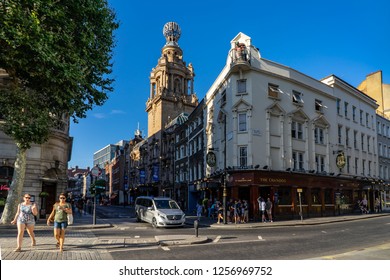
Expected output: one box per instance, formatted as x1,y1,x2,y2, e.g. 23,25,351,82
194,220,199,237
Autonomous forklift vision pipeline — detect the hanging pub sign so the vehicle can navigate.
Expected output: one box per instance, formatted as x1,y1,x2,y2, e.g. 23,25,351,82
336,152,346,169
206,151,216,167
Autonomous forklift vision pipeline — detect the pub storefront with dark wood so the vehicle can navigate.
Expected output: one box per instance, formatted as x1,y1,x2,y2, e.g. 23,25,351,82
220,170,376,221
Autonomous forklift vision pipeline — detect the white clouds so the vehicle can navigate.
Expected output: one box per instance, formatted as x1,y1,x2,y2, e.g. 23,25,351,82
92,110,126,119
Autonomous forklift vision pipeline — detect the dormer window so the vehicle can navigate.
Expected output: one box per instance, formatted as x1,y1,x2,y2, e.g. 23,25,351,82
292,90,304,104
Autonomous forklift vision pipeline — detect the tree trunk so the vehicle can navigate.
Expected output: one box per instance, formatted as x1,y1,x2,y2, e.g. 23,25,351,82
0,146,27,224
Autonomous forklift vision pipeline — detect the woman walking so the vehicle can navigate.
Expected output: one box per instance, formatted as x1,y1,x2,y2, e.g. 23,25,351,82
11,193,38,252
47,193,72,252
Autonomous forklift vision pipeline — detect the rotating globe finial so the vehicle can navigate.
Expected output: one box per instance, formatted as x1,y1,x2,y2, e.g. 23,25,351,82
163,22,181,45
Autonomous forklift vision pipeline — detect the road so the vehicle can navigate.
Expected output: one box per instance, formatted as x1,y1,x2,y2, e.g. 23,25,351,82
93,205,390,260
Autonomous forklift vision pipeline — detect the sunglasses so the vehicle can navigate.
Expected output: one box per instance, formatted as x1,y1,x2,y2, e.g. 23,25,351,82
60,197,66,199
24,197,31,199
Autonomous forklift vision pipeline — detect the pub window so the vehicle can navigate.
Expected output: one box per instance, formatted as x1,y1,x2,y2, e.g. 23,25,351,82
324,189,333,204
277,187,291,205
311,188,321,205
296,188,307,204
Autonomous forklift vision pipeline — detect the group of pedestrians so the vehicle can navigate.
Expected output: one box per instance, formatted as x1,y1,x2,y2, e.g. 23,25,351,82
10,193,72,252
257,196,273,223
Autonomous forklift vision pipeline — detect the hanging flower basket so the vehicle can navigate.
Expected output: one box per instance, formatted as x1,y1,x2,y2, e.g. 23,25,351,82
39,191,49,197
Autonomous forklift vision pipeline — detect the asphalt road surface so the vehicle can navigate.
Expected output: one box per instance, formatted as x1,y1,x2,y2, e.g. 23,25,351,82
91,210,390,260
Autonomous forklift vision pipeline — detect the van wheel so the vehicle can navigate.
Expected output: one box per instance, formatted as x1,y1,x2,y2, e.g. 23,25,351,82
136,212,141,222
152,217,157,228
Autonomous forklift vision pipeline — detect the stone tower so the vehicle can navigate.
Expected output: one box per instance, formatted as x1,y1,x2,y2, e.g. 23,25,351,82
146,22,198,137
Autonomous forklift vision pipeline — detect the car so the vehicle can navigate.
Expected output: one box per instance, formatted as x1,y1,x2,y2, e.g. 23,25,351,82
134,196,186,228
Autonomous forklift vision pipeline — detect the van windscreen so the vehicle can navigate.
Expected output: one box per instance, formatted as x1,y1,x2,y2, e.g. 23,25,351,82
155,200,179,209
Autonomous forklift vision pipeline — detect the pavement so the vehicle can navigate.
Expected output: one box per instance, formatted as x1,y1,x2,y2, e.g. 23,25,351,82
1,210,389,260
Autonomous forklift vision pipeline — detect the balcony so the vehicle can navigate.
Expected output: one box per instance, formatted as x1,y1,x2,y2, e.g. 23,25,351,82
229,45,251,73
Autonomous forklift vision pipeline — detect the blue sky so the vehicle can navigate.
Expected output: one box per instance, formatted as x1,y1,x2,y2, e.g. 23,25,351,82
69,0,390,168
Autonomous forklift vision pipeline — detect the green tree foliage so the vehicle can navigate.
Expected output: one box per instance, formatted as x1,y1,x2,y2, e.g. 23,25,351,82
0,0,119,223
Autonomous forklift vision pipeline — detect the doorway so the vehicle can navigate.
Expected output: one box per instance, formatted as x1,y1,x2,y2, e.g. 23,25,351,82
40,182,57,218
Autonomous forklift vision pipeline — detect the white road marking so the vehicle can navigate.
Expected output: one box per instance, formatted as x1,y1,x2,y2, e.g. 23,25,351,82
321,231,327,233
213,235,221,243
258,235,263,240
161,247,170,251
135,236,140,238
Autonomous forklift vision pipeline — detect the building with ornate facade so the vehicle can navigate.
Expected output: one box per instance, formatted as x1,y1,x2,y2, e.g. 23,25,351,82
140,22,198,196
0,69,72,218
204,32,379,220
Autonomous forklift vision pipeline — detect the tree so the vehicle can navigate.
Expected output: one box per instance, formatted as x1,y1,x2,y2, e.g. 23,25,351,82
0,0,119,223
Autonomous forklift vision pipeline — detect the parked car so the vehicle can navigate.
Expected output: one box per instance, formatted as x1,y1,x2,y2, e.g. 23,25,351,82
135,196,186,227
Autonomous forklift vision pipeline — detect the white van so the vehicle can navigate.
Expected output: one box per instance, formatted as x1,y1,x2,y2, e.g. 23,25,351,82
135,196,186,227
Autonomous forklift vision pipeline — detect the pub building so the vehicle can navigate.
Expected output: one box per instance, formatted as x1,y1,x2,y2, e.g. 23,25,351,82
222,169,377,221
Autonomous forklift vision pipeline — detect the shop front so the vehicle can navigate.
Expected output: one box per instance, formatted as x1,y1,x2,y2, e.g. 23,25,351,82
219,170,370,221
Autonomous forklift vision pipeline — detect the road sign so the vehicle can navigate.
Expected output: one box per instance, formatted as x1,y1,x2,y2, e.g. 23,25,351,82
91,166,101,177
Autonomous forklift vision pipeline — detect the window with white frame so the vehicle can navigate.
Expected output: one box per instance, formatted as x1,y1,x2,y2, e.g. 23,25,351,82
238,112,247,132
366,113,369,127
344,102,348,118
315,99,323,112
361,134,365,150
360,110,363,125
337,99,341,115
352,106,356,121
239,146,248,167
362,159,366,175
354,158,358,175
377,121,381,134
380,165,384,178
292,121,304,139
221,90,226,107
338,125,342,144
314,127,324,144
268,83,282,99
293,151,304,171
353,131,358,149
367,136,371,153
292,90,304,104
315,154,325,172
347,156,351,173
237,79,246,94
384,144,387,157
383,124,386,137
346,127,350,147
368,161,372,176
379,142,383,156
